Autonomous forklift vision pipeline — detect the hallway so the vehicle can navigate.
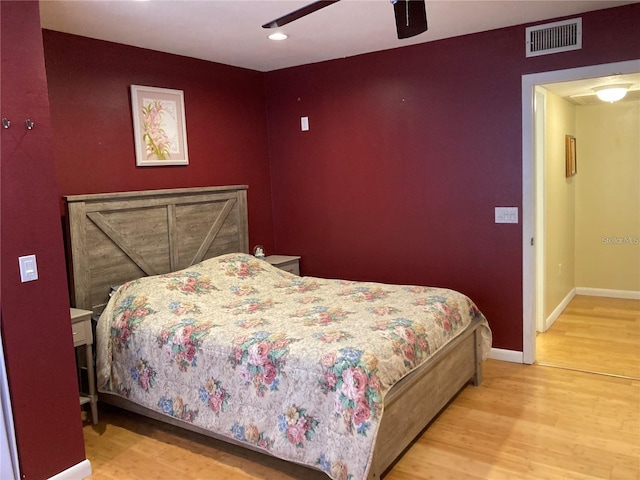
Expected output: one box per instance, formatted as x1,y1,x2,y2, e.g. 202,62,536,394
536,295,640,379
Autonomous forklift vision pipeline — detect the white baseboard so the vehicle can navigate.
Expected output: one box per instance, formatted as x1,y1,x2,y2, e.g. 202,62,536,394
542,288,639,334
544,288,576,332
488,348,523,363
48,459,91,480
576,287,640,300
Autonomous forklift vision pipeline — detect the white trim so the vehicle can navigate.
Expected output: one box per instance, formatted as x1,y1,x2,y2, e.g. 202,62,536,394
521,59,640,367
0,332,19,480
576,287,640,300
489,348,524,364
522,72,536,365
48,460,91,480
545,288,576,331
534,86,547,334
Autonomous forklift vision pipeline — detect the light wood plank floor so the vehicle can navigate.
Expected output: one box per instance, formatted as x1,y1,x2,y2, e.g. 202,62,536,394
83,359,640,480
536,295,640,379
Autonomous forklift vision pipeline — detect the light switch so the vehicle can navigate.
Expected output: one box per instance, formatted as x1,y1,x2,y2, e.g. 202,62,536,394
301,116,309,131
19,254,38,282
495,207,518,224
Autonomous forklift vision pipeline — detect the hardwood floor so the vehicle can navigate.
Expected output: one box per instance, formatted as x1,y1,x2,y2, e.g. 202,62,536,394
536,295,640,379
83,358,640,479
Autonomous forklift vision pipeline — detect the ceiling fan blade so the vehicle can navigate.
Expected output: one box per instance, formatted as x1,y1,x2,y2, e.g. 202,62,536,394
262,0,340,29
393,0,428,39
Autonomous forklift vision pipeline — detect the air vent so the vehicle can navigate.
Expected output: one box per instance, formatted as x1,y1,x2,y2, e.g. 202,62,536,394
526,18,582,57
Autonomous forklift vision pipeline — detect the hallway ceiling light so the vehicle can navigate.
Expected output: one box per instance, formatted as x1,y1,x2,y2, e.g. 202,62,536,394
268,32,288,41
593,84,632,103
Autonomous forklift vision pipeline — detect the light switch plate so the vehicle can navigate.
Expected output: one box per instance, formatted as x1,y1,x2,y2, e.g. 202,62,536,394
301,116,309,131
19,254,38,282
495,207,519,224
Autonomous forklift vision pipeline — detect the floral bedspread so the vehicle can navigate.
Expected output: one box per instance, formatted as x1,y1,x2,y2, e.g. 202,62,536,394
96,253,491,480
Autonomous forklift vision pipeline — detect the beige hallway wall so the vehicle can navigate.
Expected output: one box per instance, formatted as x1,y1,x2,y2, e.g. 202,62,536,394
544,91,577,318
575,99,640,292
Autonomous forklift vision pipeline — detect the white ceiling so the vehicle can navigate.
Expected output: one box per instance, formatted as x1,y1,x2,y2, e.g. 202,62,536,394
39,0,639,73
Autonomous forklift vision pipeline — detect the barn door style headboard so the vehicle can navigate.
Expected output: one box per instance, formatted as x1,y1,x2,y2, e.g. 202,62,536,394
65,186,249,314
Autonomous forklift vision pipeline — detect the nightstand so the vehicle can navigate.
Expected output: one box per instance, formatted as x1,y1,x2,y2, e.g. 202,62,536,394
71,307,98,424
265,255,301,275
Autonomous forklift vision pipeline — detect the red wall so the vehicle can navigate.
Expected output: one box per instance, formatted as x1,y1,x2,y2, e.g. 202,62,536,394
3,3,637,478
42,31,276,254
39,5,640,354
264,4,640,351
41,5,640,354
1,2,86,478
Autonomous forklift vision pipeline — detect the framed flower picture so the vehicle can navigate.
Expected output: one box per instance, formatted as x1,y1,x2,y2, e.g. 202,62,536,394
131,85,189,166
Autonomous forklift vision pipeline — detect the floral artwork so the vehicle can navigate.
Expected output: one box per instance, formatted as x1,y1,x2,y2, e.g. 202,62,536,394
97,253,492,480
141,100,172,160
131,85,189,166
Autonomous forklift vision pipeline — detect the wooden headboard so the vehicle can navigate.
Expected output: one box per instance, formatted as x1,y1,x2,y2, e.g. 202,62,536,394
65,185,249,314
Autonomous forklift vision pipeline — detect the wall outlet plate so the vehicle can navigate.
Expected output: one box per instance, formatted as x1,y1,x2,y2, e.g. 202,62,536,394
18,254,38,282
495,207,518,224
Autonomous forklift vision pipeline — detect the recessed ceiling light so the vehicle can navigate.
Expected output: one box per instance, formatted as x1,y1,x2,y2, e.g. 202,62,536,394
268,32,288,41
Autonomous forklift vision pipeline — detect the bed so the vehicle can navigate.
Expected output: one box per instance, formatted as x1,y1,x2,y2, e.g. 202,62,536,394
65,185,491,480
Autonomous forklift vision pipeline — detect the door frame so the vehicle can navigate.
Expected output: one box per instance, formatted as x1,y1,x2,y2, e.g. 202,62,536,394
534,86,546,335
521,58,640,364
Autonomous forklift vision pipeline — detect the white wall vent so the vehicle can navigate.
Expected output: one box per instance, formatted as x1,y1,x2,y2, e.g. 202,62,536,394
526,18,582,57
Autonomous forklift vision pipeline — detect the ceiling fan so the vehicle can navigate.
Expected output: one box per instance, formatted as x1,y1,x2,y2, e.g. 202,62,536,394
262,0,428,40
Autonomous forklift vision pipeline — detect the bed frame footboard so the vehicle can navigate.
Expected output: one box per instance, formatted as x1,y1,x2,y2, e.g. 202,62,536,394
367,317,484,479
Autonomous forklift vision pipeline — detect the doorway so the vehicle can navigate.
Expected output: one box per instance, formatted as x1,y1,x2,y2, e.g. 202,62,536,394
521,58,640,365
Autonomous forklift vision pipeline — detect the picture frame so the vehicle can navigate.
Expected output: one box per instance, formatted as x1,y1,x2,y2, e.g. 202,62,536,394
565,135,577,177
131,85,189,166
